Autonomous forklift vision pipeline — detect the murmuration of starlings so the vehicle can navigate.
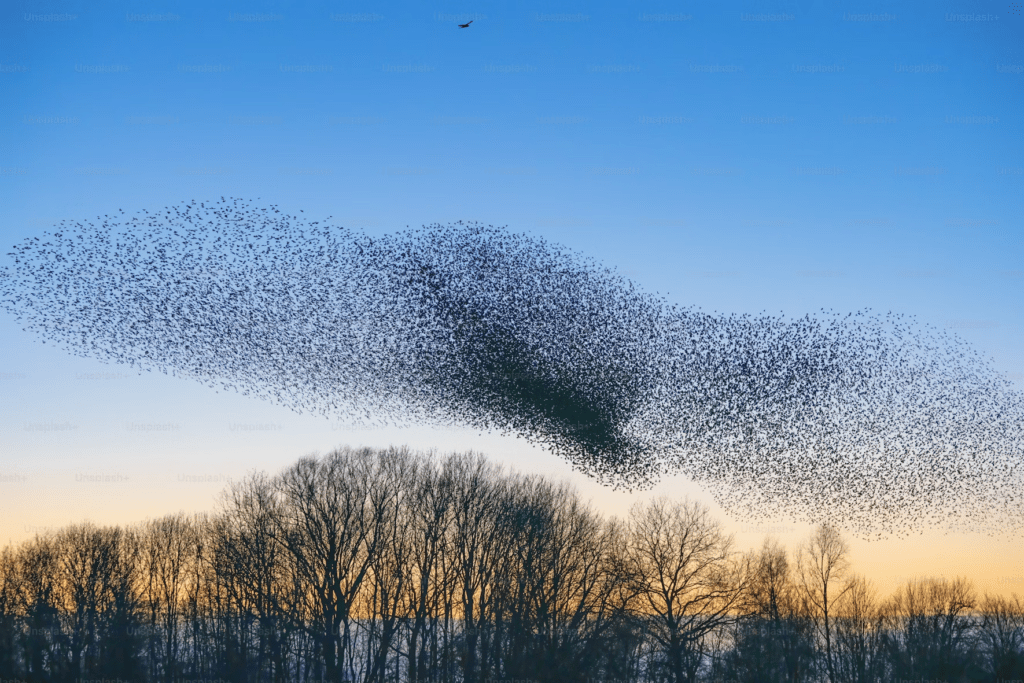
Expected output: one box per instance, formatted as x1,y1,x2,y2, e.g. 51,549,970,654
4,198,1022,539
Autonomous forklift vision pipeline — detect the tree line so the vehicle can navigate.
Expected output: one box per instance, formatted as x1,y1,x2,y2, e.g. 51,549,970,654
0,445,1021,683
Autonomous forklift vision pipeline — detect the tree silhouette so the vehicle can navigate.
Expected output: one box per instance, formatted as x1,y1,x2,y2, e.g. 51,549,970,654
0,445,1021,682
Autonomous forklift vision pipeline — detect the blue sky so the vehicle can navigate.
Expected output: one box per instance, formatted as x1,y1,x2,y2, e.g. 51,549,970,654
1,0,1022,590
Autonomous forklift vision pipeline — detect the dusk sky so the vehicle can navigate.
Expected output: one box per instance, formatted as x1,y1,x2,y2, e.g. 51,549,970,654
1,0,1022,597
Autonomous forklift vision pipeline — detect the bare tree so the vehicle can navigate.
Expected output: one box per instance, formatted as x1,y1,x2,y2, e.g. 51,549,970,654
98,524,144,680
880,576,979,681
139,512,200,683
15,532,63,681
216,471,300,682
57,522,141,679
728,537,814,683
274,447,394,683
444,450,506,683
56,522,101,679
0,546,17,679
489,474,626,683
177,513,217,681
359,446,418,683
625,496,749,683
4,445,1016,683
831,575,883,683
403,452,455,683
797,523,852,683
978,592,1024,680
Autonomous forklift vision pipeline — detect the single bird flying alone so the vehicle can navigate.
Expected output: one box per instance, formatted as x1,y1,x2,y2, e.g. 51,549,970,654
458,20,473,28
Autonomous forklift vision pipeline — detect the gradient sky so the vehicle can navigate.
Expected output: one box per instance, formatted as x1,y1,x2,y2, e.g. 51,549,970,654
1,0,1022,599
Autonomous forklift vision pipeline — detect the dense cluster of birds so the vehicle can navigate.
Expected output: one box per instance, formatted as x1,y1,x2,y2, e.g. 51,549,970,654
3,198,1022,537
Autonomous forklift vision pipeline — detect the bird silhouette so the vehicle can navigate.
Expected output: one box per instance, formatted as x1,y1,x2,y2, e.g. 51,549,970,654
458,20,473,28
2,197,1022,539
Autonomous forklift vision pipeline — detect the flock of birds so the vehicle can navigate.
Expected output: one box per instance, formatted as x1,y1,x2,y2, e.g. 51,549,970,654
3,198,1022,537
